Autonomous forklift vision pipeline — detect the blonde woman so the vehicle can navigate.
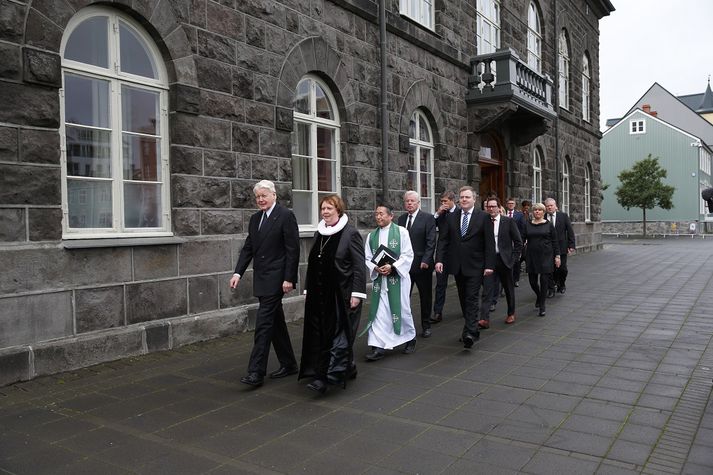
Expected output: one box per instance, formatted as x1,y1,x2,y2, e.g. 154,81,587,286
521,202,560,316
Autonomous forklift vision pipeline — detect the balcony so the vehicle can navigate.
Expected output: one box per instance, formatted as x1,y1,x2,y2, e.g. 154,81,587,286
466,48,556,145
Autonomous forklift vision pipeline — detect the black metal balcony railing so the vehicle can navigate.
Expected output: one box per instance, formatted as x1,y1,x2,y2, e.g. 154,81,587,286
466,48,556,120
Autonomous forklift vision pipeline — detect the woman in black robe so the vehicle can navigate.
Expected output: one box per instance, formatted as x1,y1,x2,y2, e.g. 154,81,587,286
299,195,366,394
522,202,560,316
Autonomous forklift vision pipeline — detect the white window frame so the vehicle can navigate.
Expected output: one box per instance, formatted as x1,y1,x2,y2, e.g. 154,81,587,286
527,2,542,73
582,54,591,122
561,158,570,214
60,6,170,239
476,0,500,55
629,119,646,134
400,0,435,30
532,147,543,203
408,109,435,213
584,164,592,222
292,74,341,230
558,29,570,110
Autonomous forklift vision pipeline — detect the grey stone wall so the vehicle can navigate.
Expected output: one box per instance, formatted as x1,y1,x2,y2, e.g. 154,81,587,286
0,0,607,385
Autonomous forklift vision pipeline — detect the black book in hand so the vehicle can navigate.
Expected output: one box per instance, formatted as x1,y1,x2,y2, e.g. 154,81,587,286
371,244,398,267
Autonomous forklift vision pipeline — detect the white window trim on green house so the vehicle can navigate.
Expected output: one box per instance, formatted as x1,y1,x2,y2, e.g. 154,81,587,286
59,6,171,239
630,119,646,134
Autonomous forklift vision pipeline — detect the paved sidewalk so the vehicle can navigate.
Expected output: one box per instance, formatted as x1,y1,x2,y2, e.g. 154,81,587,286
1,238,713,474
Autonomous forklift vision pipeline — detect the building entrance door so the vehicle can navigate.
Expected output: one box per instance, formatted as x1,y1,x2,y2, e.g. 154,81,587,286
478,134,505,202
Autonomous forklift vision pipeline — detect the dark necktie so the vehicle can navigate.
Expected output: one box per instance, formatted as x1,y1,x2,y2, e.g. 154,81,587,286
406,214,413,231
509,211,513,218
258,212,266,230
461,212,469,237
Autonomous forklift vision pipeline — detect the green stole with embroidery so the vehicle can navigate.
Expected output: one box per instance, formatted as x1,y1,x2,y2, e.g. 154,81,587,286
362,223,402,336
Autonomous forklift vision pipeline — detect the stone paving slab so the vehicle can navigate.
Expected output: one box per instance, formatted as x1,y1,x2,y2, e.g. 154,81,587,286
1,238,713,474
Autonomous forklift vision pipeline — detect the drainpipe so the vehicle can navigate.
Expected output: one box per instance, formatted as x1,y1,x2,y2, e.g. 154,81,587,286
380,0,389,201
554,0,560,204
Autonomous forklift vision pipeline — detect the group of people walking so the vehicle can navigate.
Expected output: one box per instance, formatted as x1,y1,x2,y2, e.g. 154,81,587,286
230,180,575,395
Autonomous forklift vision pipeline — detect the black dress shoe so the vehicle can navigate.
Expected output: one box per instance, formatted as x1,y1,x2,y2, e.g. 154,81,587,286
547,289,555,298
269,366,298,379
538,310,546,317
402,338,416,354
240,373,264,387
421,328,432,338
558,286,566,294
489,304,496,312
463,333,477,349
514,281,519,287
307,379,328,394
348,365,358,380
430,313,443,324
365,348,385,361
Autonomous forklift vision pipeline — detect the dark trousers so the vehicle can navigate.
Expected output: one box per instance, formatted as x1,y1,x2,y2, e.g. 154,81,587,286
433,267,450,314
549,253,569,290
247,293,297,376
529,273,550,311
483,255,516,318
454,271,483,337
410,268,433,331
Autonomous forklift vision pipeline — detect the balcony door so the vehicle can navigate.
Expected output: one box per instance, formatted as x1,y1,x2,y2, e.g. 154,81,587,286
478,134,505,202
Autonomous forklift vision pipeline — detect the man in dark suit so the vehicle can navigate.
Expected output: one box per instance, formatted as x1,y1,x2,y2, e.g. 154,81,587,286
504,197,526,286
544,198,576,297
230,180,300,387
435,186,496,348
480,197,523,328
398,190,437,339
432,190,458,323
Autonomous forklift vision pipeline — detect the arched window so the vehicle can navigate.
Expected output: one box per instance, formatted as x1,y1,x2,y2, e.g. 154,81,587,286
60,7,170,237
527,2,542,73
408,110,434,212
582,53,591,122
585,163,592,222
532,147,543,203
477,0,500,54
292,75,341,228
561,157,571,214
558,29,570,110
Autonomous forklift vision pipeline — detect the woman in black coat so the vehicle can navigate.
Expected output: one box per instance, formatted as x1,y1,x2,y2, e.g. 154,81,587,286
299,195,367,394
522,202,560,316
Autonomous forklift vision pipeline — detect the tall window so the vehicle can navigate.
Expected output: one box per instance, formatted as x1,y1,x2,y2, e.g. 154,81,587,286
60,7,170,238
582,53,591,122
527,2,542,73
558,29,570,109
532,147,543,203
408,110,434,212
585,163,592,222
400,0,434,30
561,158,570,214
292,75,340,228
476,0,500,54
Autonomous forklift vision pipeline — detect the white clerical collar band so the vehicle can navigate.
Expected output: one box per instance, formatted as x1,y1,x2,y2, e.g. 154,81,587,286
317,214,348,236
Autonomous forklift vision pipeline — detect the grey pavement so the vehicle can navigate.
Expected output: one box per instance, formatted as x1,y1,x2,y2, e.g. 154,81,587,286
1,238,713,474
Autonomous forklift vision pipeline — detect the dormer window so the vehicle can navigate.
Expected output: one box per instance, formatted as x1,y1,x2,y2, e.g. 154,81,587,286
630,119,646,134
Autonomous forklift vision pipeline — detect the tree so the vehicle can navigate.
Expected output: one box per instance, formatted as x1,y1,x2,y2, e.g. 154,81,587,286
615,154,674,237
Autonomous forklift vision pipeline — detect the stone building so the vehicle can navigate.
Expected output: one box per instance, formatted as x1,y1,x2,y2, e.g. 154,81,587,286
0,0,614,384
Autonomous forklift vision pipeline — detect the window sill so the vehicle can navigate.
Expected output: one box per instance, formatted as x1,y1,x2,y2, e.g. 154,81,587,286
62,236,185,249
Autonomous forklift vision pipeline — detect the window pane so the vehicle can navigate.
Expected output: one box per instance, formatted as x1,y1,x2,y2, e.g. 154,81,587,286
315,85,333,120
420,148,431,172
122,86,159,135
408,145,416,170
64,16,108,68
422,198,432,213
294,80,310,114
407,171,416,191
119,21,157,79
124,182,161,228
419,115,430,142
409,116,416,139
420,172,430,197
122,134,160,181
64,74,110,128
317,159,335,192
316,127,333,160
292,155,311,190
66,126,111,178
293,190,312,225
67,179,112,228
292,122,310,156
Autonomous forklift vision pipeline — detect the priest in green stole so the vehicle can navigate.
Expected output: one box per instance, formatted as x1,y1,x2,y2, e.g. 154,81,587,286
363,204,417,361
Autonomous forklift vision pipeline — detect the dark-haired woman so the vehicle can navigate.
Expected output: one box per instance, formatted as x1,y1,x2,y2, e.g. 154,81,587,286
299,195,366,394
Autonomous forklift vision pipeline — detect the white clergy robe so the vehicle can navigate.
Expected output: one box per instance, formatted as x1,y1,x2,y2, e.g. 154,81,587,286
364,225,416,349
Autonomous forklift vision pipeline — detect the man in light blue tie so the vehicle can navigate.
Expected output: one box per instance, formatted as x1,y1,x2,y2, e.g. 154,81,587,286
435,186,496,348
